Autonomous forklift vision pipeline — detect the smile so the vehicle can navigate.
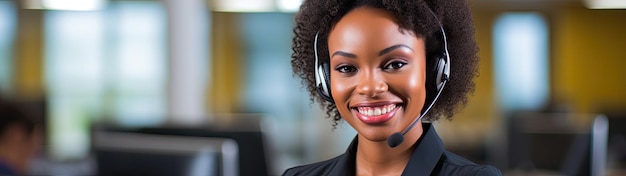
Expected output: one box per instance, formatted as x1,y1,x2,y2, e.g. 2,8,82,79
356,104,396,116
352,103,401,124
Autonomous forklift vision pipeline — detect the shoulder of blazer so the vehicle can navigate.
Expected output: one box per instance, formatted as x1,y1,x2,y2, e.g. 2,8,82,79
282,154,345,176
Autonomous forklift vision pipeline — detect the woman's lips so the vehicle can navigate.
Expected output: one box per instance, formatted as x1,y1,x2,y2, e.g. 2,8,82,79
352,104,400,124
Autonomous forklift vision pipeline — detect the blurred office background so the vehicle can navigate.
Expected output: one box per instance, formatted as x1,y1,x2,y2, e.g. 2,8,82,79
0,0,625,175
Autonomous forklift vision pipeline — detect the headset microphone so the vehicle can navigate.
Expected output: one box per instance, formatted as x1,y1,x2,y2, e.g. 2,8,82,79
386,78,447,148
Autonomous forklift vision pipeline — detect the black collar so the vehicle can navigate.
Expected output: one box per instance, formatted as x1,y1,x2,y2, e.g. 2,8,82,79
328,123,444,175
403,123,445,175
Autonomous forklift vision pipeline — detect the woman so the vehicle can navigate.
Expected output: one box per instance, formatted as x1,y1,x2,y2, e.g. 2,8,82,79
285,0,502,175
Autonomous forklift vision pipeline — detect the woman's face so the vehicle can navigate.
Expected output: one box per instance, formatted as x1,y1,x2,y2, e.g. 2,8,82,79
328,6,427,142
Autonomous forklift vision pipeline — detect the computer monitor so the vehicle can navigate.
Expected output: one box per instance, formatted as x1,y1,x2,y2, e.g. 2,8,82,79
125,115,271,176
92,130,239,176
507,112,607,176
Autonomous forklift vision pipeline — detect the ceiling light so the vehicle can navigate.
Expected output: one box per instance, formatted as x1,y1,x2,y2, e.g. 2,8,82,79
212,0,275,12
22,0,106,11
276,0,302,12
584,0,626,9
211,0,302,13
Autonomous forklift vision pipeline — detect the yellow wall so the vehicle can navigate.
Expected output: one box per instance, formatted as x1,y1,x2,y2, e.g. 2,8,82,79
553,7,626,114
14,9,45,100
208,12,244,114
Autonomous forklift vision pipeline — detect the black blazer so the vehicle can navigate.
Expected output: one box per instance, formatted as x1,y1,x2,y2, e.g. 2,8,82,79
283,123,502,176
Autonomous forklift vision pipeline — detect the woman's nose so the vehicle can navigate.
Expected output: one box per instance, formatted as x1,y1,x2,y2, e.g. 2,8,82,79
355,71,388,98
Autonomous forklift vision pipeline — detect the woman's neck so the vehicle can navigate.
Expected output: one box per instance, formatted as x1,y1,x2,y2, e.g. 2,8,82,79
355,121,424,176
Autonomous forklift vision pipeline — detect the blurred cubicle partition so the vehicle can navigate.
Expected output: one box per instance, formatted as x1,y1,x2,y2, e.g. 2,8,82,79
92,114,270,176
506,112,608,176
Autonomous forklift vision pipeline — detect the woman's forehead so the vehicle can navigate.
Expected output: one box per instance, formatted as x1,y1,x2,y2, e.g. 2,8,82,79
328,7,422,53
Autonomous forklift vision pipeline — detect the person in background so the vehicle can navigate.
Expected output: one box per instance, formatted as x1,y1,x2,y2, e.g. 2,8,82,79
0,97,42,176
284,0,502,175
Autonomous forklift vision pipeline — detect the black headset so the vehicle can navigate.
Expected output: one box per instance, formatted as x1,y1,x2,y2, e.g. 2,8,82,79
314,9,450,114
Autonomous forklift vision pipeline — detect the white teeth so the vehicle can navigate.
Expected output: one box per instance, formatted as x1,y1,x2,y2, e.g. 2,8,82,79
357,104,397,116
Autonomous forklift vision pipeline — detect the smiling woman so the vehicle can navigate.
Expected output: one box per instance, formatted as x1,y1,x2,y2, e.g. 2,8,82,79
328,7,428,146
284,0,502,175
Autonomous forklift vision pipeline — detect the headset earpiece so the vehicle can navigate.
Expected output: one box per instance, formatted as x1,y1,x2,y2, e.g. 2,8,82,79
435,57,446,90
435,26,451,93
314,32,334,103
420,10,451,116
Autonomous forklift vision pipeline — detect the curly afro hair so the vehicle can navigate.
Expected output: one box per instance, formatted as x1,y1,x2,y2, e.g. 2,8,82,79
291,0,479,128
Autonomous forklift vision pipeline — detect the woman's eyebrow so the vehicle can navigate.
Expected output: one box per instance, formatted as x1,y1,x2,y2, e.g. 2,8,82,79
331,44,413,59
331,51,357,59
379,44,413,56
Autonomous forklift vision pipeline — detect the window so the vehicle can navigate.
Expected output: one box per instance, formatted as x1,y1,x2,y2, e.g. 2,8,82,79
0,1,16,94
107,1,167,126
493,13,549,111
45,9,106,160
45,1,167,160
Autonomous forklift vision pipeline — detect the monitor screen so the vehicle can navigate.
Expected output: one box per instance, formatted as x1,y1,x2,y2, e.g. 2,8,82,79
93,131,238,176
507,113,607,176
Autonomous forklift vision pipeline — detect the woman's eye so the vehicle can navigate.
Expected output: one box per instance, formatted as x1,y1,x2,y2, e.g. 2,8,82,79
384,61,407,70
336,65,357,73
